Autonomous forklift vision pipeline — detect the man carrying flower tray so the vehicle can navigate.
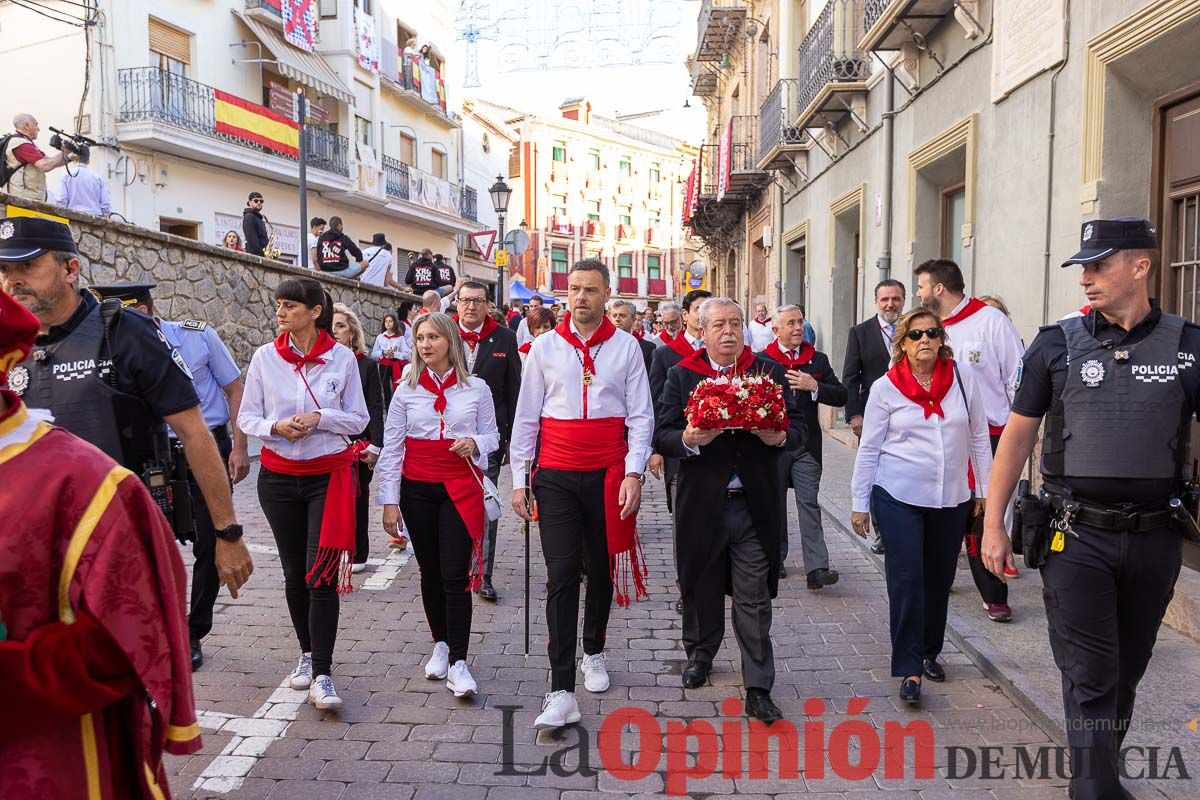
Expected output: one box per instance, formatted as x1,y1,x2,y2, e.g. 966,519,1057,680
653,297,806,724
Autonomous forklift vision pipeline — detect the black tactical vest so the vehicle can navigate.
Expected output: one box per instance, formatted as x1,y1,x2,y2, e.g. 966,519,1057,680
1042,313,1191,481
16,302,160,469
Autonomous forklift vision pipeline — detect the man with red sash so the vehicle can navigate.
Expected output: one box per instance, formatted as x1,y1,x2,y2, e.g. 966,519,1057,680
0,286,201,798
915,259,1025,622
758,305,847,587
456,279,521,602
510,258,654,731
655,297,805,723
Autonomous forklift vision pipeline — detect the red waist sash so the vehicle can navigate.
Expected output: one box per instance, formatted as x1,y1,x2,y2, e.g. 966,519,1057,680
538,417,647,606
261,443,367,594
402,437,486,591
378,357,409,390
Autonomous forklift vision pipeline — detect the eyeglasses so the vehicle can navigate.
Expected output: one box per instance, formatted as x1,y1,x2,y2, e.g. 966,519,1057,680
905,327,944,341
458,297,487,306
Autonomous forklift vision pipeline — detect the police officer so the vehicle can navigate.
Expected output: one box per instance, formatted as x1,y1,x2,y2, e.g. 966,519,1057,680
982,217,1195,800
91,281,251,671
0,217,254,603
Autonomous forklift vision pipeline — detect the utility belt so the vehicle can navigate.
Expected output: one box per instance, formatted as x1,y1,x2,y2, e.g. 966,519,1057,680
134,426,195,544
1013,480,1200,569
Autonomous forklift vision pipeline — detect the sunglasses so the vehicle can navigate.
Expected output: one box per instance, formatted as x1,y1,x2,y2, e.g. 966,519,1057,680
905,327,944,341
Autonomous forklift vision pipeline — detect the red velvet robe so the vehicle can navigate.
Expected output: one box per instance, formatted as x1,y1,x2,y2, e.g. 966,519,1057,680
0,399,201,799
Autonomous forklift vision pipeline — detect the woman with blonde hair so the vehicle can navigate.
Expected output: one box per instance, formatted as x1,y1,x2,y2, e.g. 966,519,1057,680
375,313,499,696
849,308,992,704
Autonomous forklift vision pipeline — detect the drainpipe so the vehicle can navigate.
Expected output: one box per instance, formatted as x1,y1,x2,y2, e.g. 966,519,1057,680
776,181,784,307
1041,8,1071,326
877,69,895,283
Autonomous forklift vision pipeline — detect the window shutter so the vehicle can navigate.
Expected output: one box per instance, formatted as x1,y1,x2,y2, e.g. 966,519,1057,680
508,145,521,178
148,18,190,64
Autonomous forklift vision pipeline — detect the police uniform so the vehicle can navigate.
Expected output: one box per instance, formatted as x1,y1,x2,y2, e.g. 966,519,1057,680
1012,218,1192,800
91,281,243,663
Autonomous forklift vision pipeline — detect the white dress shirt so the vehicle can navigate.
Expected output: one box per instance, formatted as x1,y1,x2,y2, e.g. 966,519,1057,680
941,296,1025,429
360,246,394,287
851,366,992,513
371,331,411,361
510,320,654,486
748,318,775,352
375,369,500,506
516,316,532,347
238,337,370,460
877,314,897,357
48,164,111,216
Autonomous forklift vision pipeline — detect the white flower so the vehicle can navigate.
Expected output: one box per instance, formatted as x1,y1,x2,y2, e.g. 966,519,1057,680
756,407,767,418
719,408,730,419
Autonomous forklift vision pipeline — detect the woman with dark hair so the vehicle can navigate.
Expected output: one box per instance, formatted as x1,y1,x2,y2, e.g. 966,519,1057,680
371,312,411,391
849,308,992,705
238,277,369,711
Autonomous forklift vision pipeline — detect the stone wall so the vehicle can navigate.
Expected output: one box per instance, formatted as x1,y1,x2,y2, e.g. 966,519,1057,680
1,193,417,368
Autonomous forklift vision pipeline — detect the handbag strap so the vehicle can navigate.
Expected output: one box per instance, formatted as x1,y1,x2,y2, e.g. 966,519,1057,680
952,362,980,495
296,362,353,449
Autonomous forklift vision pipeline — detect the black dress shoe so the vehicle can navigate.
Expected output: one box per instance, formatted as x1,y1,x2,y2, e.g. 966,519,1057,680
681,661,710,689
778,564,788,579
870,537,885,555
745,689,783,724
922,658,945,682
900,678,921,704
190,637,203,672
478,577,498,602
806,567,840,590
674,598,683,614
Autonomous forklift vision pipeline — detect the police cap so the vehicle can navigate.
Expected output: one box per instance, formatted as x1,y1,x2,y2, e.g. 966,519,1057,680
90,281,156,308
0,216,78,262
1062,216,1158,267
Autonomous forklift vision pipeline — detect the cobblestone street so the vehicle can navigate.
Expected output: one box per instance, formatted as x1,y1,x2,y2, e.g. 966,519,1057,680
166,462,1071,799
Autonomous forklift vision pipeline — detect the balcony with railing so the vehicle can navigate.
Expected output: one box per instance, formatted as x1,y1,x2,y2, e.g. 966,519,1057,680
382,156,410,201
690,0,748,97
461,186,478,222
117,66,349,178
551,272,568,291
244,0,282,24
794,0,870,131
381,50,456,125
757,79,811,170
616,276,639,295
582,219,606,239
547,215,574,235
648,277,668,297
617,223,638,241
645,226,662,245
859,0,979,53
697,115,770,200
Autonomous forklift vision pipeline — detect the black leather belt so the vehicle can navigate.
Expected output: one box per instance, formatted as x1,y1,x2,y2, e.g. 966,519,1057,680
1044,491,1172,533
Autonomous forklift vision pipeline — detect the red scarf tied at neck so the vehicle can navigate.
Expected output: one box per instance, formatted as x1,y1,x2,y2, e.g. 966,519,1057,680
456,314,499,350
518,341,532,355
554,313,618,375
666,329,700,359
678,345,758,378
418,367,458,413
940,296,988,327
887,357,955,418
764,339,815,368
274,330,337,371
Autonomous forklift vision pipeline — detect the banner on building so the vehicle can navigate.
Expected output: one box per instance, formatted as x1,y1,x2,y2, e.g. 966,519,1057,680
409,171,459,215
215,212,300,257
682,158,698,225
716,119,732,201
214,89,299,157
408,53,448,111
354,7,380,74
282,0,319,52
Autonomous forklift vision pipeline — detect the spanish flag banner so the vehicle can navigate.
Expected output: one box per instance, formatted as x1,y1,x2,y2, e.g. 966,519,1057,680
214,89,299,158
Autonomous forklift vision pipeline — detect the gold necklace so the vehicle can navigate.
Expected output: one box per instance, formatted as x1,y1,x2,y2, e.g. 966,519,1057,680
914,371,934,390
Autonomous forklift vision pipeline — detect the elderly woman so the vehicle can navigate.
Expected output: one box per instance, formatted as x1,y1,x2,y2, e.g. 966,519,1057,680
849,308,992,704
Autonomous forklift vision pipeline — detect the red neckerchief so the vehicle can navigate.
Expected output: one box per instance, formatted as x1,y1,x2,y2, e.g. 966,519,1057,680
381,332,403,339
418,368,458,414
274,330,336,372
666,330,699,359
554,313,617,376
658,330,674,346
354,352,364,361
678,346,757,378
754,316,771,325
632,327,644,340
941,297,988,327
764,339,815,368
887,357,954,418
455,314,499,350
518,342,532,355
1079,305,1091,316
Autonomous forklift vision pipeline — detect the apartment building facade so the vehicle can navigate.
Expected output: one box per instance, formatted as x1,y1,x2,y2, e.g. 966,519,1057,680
1,0,479,270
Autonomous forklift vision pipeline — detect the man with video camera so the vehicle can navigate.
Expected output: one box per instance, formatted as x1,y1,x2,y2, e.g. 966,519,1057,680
1,114,70,202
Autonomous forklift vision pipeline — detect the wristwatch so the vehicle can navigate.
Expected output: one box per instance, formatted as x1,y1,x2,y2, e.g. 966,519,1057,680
626,472,646,485
215,523,244,543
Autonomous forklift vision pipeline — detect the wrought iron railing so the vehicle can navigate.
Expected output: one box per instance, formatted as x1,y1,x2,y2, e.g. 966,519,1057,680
118,67,349,177
863,0,891,34
758,79,809,164
382,156,410,200
795,0,868,118
461,186,478,221
698,115,759,195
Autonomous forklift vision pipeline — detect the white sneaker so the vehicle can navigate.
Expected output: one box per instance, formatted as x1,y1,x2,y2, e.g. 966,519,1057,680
308,675,342,710
351,562,367,574
534,690,581,730
446,660,478,697
424,641,450,680
581,652,610,693
288,653,313,690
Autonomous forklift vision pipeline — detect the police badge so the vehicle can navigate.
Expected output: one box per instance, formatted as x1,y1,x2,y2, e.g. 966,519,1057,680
0,221,13,240
1080,359,1105,388
7,364,28,396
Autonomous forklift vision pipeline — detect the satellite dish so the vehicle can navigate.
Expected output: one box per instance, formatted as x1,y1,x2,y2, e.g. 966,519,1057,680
687,260,707,278
504,230,530,256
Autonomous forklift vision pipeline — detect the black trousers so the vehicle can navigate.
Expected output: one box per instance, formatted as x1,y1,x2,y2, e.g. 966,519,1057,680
1040,520,1182,800
354,459,372,564
873,485,971,677
534,467,613,692
400,477,474,663
186,426,232,642
257,468,340,678
480,450,504,577
965,434,1008,605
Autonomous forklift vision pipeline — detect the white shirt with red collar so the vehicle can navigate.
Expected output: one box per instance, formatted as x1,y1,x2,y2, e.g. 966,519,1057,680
939,296,1025,432
509,318,654,486
748,316,775,351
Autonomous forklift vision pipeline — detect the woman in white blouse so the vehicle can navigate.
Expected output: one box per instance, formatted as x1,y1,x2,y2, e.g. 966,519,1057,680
376,313,499,698
849,308,992,705
238,278,370,712
516,304,556,363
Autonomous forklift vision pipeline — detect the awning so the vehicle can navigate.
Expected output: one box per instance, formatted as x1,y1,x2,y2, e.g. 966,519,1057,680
509,279,558,303
233,11,354,105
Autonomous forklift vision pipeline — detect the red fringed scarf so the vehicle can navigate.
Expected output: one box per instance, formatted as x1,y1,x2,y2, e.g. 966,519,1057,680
402,438,487,591
457,315,499,350
763,339,815,368
677,345,757,378
941,296,988,327
273,329,336,370
666,329,699,359
887,357,955,419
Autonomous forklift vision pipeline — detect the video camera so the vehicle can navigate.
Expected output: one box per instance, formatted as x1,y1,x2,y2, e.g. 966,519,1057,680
47,126,108,161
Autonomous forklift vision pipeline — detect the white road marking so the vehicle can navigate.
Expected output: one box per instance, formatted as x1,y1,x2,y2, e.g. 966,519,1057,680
191,680,308,793
361,544,413,591
245,542,278,556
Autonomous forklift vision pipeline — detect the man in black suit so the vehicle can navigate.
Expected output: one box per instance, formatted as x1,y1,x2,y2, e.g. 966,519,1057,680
655,297,805,724
759,305,847,586
841,279,905,554
456,280,522,601
608,299,656,372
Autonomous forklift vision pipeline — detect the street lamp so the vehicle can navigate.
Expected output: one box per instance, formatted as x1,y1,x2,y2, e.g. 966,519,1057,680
489,175,511,304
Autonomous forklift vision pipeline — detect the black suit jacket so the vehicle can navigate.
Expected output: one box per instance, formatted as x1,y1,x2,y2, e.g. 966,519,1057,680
468,324,522,449
648,343,689,509
637,338,656,375
758,348,847,464
842,317,892,421
654,355,806,599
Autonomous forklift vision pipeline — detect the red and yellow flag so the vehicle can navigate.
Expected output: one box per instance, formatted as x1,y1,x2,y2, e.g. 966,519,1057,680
214,89,299,158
